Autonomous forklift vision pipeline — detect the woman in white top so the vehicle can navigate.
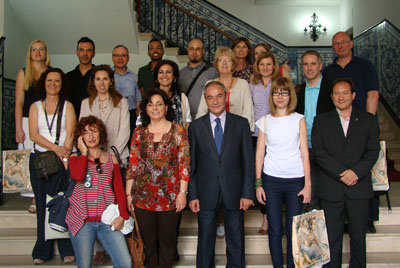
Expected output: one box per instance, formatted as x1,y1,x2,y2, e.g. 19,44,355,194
196,47,254,131
28,68,76,265
80,65,131,164
255,77,311,268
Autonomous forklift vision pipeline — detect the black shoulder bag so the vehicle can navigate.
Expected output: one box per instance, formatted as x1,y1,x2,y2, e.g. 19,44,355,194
33,101,65,180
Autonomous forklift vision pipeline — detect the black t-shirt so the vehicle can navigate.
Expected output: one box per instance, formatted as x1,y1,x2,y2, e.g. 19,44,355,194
66,64,94,117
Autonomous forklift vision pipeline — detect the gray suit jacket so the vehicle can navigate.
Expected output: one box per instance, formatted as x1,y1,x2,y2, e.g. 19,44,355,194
188,112,255,210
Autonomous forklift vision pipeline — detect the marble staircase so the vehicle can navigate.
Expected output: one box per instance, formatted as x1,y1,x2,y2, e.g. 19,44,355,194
0,185,399,267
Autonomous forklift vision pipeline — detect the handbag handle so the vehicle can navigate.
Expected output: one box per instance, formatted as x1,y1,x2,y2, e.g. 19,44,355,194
130,209,142,240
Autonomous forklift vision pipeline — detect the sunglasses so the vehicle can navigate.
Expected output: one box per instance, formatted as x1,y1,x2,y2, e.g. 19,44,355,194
94,158,103,174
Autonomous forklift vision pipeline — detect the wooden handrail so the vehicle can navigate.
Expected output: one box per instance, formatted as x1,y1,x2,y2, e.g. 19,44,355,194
162,0,235,41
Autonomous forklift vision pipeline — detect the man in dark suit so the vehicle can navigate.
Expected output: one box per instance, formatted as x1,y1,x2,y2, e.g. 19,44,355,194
296,50,335,208
312,78,379,268
188,81,255,268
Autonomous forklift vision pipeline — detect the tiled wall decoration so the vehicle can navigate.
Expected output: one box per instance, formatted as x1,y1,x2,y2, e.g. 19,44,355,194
354,20,400,119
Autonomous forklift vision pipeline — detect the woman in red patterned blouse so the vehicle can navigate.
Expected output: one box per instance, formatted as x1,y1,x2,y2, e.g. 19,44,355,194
66,116,131,268
126,89,190,268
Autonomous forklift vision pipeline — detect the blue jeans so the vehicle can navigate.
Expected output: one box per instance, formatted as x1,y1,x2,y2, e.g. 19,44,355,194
69,221,132,268
262,173,304,268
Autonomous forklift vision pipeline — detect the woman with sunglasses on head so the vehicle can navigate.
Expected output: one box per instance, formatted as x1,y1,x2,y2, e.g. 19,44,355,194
255,77,311,268
66,115,131,268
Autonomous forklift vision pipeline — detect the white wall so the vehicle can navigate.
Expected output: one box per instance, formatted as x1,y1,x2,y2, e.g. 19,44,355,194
50,40,187,75
3,0,30,79
341,0,400,37
208,0,341,46
4,0,139,79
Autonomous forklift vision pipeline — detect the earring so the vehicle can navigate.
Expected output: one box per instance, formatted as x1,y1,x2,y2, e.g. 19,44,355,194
173,78,176,83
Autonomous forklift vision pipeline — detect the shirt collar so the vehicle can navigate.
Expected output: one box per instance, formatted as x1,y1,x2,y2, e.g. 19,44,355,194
306,75,322,90
112,66,132,75
336,107,352,121
187,62,205,70
209,110,226,123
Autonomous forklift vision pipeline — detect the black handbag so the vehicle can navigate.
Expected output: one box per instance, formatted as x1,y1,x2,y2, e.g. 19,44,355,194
33,101,65,180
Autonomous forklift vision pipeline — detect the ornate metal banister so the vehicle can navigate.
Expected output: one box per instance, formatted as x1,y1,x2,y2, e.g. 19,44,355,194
0,36,5,205
138,0,235,62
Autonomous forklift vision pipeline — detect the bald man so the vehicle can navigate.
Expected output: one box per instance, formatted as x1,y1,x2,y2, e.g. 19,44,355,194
179,38,217,119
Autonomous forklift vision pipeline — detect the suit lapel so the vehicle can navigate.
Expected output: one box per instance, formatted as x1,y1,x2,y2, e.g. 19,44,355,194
220,112,233,156
346,108,360,139
332,109,346,141
202,114,219,156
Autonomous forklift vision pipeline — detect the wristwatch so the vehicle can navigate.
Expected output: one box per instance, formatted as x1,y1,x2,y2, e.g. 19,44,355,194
179,190,188,194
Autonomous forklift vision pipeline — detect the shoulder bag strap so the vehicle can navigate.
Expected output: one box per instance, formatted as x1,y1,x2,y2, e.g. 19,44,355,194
54,101,65,145
185,64,210,96
130,210,142,239
111,145,122,165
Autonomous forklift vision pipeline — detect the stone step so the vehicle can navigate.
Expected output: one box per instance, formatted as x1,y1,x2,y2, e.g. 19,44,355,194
380,130,397,141
1,207,398,229
379,121,390,132
1,226,399,256
387,140,400,150
0,253,400,267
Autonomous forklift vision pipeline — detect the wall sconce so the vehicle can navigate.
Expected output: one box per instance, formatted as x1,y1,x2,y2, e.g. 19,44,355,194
303,12,327,42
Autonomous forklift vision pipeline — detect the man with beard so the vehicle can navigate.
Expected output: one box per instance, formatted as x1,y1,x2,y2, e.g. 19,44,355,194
137,39,164,97
67,37,95,117
179,38,217,120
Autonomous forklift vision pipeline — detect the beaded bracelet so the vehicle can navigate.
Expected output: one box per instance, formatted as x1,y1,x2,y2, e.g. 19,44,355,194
255,178,262,189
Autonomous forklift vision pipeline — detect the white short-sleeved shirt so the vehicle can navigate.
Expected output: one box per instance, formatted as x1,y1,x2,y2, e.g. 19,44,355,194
256,112,305,178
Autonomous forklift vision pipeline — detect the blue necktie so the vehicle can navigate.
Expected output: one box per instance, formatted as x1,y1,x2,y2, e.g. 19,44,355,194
214,118,223,154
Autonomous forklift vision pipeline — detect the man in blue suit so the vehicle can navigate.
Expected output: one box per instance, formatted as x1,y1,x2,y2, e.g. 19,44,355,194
188,81,255,268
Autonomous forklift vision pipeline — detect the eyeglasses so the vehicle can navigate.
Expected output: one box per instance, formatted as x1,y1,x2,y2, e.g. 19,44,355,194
218,58,232,63
332,40,350,47
112,54,128,58
94,158,102,174
272,91,290,96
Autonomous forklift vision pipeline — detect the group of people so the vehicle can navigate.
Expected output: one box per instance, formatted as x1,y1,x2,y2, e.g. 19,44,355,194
14,31,380,268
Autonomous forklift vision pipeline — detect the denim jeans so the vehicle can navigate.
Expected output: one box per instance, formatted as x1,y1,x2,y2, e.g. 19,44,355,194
69,221,132,268
262,173,304,268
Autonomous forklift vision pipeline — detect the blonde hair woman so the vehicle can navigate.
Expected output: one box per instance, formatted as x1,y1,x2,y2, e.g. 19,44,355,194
196,47,254,131
14,40,50,213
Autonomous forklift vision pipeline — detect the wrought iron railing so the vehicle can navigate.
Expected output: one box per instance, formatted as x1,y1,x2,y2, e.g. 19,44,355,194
135,0,335,85
138,0,235,62
0,36,5,205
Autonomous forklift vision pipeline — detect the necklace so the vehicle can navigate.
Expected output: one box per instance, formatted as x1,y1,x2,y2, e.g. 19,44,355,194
218,77,234,91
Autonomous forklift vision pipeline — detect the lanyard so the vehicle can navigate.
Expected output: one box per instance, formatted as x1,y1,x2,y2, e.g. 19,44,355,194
44,101,60,136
